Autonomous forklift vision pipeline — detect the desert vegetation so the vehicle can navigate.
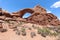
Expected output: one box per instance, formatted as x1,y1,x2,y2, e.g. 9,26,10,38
0,28,7,32
0,21,60,40
8,21,59,38
30,32,36,38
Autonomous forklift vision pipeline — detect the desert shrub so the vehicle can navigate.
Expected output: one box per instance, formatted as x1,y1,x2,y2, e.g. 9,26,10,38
30,32,36,38
0,29,7,32
46,26,60,36
21,27,26,36
22,31,26,36
54,29,60,34
28,27,32,30
50,32,59,36
32,25,37,29
43,28,51,35
32,25,34,28
47,26,60,31
47,27,56,30
37,28,43,34
14,27,20,35
16,30,20,35
37,28,51,37
54,26,60,33
47,26,60,35
13,27,18,31
21,27,25,32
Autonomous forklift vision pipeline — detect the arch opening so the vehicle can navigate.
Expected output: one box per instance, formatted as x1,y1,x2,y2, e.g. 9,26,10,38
22,12,31,18
19,8,34,18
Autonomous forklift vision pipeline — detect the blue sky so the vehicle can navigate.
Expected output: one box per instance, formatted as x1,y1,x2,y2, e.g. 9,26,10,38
0,0,60,19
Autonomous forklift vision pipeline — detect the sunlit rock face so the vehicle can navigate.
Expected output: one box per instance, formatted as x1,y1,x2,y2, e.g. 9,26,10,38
0,5,60,26
0,5,60,40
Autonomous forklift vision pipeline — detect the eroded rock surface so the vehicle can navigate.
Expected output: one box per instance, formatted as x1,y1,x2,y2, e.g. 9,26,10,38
0,5,60,27
0,5,60,40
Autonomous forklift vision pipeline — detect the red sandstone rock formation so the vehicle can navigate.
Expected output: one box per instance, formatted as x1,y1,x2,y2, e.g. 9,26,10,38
0,5,60,26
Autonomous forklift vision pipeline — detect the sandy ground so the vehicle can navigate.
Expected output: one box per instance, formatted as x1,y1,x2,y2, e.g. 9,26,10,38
0,22,57,40
0,29,56,40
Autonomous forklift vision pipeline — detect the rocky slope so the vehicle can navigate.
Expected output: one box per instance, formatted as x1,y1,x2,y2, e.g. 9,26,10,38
0,21,60,40
0,5,60,40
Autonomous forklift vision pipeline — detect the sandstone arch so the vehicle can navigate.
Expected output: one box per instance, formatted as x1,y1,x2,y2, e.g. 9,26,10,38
18,8,34,18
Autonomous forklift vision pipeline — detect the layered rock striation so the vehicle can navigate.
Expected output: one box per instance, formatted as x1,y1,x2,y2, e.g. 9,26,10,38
0,5,60,26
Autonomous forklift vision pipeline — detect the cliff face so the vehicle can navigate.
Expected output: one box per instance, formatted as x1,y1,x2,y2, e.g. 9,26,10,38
0,5,60,27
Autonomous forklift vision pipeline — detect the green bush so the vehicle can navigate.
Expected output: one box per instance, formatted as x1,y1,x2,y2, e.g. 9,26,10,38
21,27,26,36
50,32,58,36
37,27,52,37
21,27,26,32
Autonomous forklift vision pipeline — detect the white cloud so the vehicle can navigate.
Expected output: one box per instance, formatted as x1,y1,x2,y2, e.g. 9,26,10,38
46,9,52,13
58,18,60,20
59,18,60,20
51,1,60,8
47,10,51,13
